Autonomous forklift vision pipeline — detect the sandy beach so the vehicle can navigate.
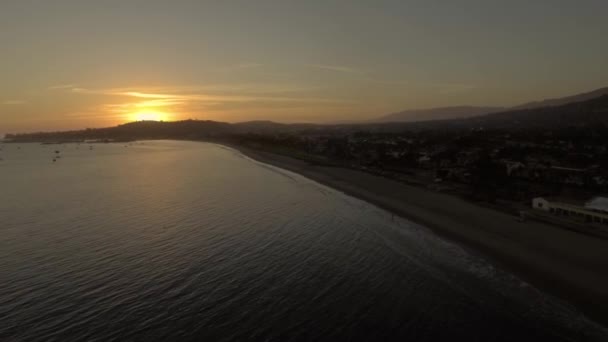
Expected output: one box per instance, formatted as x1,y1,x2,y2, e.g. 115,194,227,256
228,144,608,326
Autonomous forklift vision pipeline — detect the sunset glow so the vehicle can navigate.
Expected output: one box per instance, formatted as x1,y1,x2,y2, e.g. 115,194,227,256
129,110,170,122
3,1,608,340
1,1,608,134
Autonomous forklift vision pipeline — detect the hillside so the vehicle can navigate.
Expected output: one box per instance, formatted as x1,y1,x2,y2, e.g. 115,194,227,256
4,120,233,142
515,87,608,110
375,106,504,122
5,93,608,143
466,94,608,130
374,86,608,123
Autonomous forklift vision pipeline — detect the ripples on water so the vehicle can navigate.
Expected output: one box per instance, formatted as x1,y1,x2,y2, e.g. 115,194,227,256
0,141,606,341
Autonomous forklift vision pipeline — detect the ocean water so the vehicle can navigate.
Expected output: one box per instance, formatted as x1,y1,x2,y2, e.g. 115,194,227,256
0,140,606,341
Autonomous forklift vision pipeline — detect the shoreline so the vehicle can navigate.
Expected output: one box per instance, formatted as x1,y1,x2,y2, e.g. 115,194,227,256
224,143,608,327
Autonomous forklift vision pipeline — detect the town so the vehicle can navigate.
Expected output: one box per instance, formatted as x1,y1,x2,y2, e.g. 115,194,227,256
5,94,608,237
227,123,608,235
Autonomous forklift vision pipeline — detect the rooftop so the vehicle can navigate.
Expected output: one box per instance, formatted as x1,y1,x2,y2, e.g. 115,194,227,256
585,197,608,213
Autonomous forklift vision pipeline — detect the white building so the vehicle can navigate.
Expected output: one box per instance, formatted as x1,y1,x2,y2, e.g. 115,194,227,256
532,196,608,225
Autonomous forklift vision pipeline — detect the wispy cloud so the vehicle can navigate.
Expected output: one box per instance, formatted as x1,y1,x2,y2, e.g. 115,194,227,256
305,64,363,74
3,100,26,105
59,85,342,102
213,63,263,72
48,84,77,90
116,91,178,99
55,85,351,119
430,82,476,94
364,78,411,86
358,79,475,92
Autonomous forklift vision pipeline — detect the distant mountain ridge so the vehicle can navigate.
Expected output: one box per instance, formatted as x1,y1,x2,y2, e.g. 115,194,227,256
514,87,608,110
5,87,608,142
466,94,608,129
375,86,608,123
376,106,505,123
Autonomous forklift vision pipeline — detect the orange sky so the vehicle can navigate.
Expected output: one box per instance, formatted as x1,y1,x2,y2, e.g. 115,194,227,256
2,1,608,133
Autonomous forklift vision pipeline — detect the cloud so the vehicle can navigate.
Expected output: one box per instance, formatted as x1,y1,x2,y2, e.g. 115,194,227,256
305,64,363,74
214,63,263,72
232,62,263,69
61,85,343,103
364,78,411,86
117,91,178,99
430,82,476,94
360,80,475,92
3,100,25,105
57,85,351,118
48,84,77,90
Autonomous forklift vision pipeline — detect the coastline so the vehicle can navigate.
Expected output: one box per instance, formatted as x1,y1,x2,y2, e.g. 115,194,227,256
225,143,608,327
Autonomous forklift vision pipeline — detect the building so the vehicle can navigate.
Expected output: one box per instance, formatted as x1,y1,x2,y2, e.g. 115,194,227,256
532,196,608,225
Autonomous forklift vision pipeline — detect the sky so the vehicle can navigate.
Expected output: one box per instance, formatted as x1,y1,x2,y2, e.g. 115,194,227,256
1,0,608,133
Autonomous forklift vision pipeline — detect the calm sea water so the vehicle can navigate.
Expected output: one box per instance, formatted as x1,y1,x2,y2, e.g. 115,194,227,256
0,140,606,341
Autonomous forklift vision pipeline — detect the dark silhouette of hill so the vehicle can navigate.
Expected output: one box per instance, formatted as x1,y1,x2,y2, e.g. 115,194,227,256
334,94,608,132
375,106,505,122
463,94,608,130
5,92,608,142
5,120,232,142
514,87,608,110
373,86,608,123
232,120,317,133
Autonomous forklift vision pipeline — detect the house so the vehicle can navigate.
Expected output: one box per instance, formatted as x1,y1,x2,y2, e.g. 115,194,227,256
586,197,608,213
532,197,608,224
417,155,432,168
502,160,525,176
546,166,589,186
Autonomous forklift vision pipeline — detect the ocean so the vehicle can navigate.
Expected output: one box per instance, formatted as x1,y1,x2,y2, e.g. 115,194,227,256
0,140,606,341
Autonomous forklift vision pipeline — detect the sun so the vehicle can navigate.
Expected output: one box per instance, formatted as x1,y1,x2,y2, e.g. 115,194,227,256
130,110,169,122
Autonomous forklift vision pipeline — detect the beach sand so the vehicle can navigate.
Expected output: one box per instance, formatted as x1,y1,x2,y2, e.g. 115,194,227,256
230,145,608,326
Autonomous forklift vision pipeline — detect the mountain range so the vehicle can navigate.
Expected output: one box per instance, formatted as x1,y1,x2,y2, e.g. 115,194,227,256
375,106,505,123
374,86,608,123
5,86,608,142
